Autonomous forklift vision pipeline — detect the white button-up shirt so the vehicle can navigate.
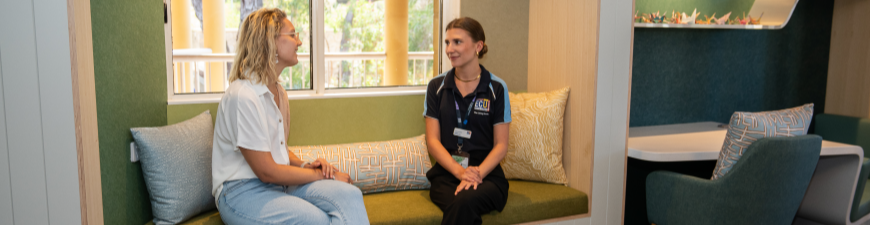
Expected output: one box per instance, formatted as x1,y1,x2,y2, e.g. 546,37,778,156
212,78,290,199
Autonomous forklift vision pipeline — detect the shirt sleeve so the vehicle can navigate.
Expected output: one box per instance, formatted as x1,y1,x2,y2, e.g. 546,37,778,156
234,93,270,152
492,83,511,125
424,81,441,120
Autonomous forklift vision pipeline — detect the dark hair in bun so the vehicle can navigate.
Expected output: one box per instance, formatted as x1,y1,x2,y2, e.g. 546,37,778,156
446,17,487,59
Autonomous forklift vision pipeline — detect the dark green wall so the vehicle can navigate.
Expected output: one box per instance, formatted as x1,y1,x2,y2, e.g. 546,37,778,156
629,0,833,127
635,0,756,18
92,0,167,224
168,95,427,146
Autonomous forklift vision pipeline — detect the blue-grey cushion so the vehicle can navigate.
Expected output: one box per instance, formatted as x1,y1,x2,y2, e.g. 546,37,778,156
288,135,432,194
131,111,215,224
711,104,814,180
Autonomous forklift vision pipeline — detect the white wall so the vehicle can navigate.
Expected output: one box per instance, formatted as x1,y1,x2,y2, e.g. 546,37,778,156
0,0,83,224
589,0,633,224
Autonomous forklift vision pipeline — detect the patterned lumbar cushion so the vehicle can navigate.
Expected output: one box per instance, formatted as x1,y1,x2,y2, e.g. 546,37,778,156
711,103,814,180
130,111,214,224
288,135,432,194
501,87,570,185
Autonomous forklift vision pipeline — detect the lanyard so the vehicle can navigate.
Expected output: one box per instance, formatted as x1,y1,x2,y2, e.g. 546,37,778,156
454,89,477,151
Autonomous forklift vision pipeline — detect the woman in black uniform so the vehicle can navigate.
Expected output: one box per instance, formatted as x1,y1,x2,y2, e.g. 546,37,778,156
423,17,511,225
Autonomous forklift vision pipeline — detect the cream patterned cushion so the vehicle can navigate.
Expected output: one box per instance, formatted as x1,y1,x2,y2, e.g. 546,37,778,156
288,135,432,194
501,87,570,185
711,103,814,180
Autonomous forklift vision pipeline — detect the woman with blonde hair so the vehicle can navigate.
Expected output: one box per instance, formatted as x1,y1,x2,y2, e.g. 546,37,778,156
211,8,369,225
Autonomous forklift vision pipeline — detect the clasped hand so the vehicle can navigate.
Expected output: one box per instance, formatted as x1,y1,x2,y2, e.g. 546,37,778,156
307,158,352,184
455,166,482,195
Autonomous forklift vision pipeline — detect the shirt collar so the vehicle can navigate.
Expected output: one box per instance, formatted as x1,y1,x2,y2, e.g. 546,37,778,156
241,70,272,96
444,64,492,95
244,80,271,97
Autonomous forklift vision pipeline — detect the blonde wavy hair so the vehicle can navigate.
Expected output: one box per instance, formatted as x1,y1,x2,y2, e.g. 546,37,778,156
229,8,287,85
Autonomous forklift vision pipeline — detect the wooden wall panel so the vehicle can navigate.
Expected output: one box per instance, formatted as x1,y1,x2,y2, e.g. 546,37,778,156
825,0,870,118
528,0,599,203
69,0,103,223
461,0,530,91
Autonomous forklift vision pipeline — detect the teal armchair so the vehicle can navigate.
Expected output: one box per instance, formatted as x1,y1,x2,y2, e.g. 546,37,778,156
646,135,822,225
814,113,870,222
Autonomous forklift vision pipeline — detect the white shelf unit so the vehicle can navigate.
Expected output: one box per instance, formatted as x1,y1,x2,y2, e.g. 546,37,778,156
634,0,799,30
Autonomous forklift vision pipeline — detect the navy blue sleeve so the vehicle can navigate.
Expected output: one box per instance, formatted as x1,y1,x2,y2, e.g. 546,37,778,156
424,80,440,120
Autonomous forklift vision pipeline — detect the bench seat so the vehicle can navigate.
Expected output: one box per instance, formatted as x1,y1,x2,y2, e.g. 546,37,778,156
152,180,588,225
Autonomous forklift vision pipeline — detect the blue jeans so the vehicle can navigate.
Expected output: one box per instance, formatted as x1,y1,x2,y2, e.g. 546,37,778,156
218,178,370,225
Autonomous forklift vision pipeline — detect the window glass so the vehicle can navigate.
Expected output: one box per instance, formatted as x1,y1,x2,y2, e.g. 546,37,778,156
170,0,434,94
173,0,312,94
323,0,434,89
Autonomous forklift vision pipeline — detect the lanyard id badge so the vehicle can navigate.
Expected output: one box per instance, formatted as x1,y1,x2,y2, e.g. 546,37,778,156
452,90,476,169
452,150,470,168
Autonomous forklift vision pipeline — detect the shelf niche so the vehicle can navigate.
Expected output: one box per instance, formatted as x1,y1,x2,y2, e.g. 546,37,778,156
634,0,799,30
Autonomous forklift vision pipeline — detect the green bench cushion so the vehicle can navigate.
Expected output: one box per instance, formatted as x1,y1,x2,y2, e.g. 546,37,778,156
154,180,588,225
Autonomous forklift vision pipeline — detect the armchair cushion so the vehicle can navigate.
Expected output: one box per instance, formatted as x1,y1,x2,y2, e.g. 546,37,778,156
712,104,814,180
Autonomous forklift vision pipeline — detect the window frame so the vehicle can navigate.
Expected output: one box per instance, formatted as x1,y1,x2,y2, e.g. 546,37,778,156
164,0,461,105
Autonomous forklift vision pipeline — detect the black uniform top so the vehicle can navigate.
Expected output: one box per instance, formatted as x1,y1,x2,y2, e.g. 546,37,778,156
423,65,511,153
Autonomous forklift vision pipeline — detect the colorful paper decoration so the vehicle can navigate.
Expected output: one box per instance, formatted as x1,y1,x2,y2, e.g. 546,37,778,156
634,9,763,26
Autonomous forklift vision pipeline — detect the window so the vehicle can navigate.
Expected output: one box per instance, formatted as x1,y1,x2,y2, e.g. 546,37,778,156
323,0,433,88
165,0,455,103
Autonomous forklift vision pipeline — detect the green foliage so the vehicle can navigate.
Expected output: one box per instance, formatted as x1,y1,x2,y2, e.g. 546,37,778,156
268,0,312,89
325,0,385,52
225,0,241,29
408,0,434,52
226,0,434,89
407,0,434,85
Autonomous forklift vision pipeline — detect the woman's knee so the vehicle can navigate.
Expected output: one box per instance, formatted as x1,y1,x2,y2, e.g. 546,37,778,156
332,181,363,200
304,180,364,202
452,190,485,205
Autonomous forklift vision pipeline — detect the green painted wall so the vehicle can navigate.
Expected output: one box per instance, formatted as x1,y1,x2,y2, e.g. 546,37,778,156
91,0,167,224
168,95,427,146
635,0,756,18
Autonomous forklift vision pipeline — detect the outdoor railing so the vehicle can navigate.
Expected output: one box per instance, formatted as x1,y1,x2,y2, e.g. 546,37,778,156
172,51,435,94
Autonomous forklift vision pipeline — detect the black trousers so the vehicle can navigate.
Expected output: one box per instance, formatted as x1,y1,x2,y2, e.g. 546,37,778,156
426,150,509,225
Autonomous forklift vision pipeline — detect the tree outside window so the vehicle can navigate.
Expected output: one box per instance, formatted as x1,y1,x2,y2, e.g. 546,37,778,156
173,0,434,94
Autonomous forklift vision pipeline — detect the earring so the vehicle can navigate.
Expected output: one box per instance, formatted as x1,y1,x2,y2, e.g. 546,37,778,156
475,51,479,56
275,53,279,64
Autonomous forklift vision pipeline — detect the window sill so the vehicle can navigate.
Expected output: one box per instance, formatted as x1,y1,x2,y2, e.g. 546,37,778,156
167,87,426,105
